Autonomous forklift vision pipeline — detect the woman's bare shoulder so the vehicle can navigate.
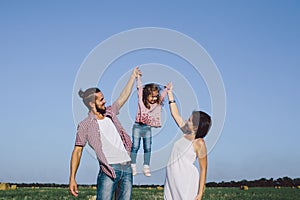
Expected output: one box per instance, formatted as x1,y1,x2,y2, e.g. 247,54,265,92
193,138,207,158
194,138,205,146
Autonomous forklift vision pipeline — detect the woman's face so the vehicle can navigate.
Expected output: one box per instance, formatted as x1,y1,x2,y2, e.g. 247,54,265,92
187,116,196,131
147,90,159,104
181,115,196,134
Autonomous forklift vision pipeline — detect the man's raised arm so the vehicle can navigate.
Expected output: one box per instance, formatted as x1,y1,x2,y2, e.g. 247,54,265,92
117,67,142,108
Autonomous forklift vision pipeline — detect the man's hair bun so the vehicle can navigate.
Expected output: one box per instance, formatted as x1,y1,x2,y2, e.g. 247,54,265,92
78,89,85,98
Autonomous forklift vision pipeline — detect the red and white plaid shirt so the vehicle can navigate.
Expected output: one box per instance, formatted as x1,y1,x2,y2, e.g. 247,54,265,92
75,101,132,179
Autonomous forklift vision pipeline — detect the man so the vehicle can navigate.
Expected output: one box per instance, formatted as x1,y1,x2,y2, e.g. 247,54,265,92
69,67,141,200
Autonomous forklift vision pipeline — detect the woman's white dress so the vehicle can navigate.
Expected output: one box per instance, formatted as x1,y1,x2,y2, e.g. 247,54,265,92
164,136,199,200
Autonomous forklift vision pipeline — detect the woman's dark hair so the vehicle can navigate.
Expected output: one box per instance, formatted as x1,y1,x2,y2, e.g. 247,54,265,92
192,111,212,139
78,87,101,109
142,83,162,109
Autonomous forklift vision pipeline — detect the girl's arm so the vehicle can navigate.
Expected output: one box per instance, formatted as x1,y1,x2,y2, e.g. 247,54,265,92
136,74,143,100
159,82,171,103
167,83,185,127
194,139,207,200
136,73,142,89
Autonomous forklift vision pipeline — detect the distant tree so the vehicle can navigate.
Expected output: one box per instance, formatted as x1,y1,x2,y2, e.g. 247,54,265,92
257,178,269,187
282,176,294,186
293,178,300,186
206,176,299,188
206,182,218,187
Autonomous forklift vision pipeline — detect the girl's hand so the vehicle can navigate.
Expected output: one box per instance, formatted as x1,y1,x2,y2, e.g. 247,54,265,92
166,82,173,91
133,67,142,78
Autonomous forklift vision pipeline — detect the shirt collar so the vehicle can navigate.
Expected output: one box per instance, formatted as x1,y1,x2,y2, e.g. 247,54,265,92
88,111,97,120
88,110,112,120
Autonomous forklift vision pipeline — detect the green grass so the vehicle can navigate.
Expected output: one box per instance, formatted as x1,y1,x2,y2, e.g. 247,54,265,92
204,187,300,200
0,187,299,200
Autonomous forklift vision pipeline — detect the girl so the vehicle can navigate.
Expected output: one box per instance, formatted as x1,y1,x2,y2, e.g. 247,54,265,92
130,73,170,177
164,82,212,200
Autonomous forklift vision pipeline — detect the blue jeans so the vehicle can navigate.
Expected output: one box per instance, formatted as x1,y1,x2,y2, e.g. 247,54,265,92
96,163,132,200
130,123,152,165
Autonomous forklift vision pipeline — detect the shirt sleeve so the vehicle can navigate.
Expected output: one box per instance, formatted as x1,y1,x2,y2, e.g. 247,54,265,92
111,101,120,115
75,123,87,147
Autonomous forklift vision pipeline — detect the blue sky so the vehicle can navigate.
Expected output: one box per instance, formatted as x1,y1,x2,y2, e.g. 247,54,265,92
0,1,299,185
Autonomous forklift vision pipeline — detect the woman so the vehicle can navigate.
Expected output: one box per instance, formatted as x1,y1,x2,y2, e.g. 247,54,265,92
164,83,211,200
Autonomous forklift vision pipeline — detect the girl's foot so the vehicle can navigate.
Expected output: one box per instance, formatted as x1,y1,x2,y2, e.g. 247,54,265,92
143,165,151,177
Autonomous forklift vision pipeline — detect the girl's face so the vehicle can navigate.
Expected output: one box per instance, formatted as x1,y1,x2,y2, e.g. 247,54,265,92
147,90,159,104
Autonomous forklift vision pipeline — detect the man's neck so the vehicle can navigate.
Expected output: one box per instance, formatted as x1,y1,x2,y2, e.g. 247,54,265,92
91,110,105,120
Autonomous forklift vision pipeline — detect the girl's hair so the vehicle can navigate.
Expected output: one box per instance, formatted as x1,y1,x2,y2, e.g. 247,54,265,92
142,83,162,109
78,87,101,109
192,111,212,139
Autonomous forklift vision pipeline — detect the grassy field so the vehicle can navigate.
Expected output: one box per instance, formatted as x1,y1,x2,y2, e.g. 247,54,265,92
0,187,299,200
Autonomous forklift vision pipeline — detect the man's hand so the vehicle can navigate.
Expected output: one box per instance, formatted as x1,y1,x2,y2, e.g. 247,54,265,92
69,146,82,197
69,179,79,197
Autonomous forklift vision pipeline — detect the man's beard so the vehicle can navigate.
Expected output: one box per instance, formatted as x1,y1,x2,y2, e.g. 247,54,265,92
96,106,106,115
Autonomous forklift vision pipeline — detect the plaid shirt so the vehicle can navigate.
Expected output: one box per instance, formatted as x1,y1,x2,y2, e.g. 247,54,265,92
75,101,132,179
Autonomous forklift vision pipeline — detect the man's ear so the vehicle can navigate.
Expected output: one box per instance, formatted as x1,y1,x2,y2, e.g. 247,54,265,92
89,101,95,108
